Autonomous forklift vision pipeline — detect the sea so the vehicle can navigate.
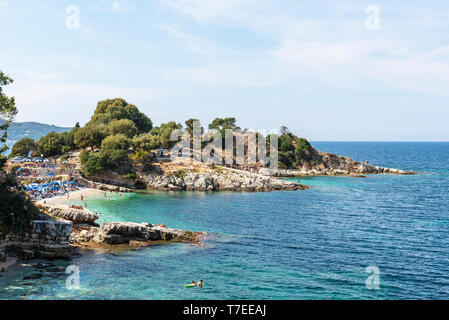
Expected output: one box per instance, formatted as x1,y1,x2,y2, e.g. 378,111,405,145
1,142,449,300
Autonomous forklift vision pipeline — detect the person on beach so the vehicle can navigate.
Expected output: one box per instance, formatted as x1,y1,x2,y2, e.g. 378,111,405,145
81,195,84,201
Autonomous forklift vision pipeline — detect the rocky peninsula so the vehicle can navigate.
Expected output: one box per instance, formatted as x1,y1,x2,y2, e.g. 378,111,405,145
273,149,415,177
0,202,202,263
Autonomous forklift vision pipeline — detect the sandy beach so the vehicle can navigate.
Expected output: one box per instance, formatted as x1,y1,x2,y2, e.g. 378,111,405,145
36,188,104,207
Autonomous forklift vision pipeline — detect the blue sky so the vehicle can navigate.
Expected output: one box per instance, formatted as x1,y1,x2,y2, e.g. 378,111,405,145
1,0,449,141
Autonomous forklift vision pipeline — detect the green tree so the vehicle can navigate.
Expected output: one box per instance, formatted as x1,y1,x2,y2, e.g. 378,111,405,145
107,119,138,138
185,118,204,135
89,98,153,133
0,70,17,159
74,125,105,151
101,134,131,166
279,134,294,152
37,132,65,157
294,138,313,163
101,134,131,153
10,137,36,157
208,117,240,135
150,121,182,148
0,71,39,236
132,134,161,151
80,152,106,176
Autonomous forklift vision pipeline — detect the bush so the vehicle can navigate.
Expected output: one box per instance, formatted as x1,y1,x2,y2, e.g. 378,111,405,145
0,173,40,236
123,172,137,179
89,98,153,134
132,134,161,151
81,152,106,176
37,132,65,157
101,134,130,153
294,138,313,162
10,138,36,158
107,119,138,138
74,125,105,151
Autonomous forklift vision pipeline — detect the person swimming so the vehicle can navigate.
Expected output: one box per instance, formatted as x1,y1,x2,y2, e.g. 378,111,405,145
197,280,204,287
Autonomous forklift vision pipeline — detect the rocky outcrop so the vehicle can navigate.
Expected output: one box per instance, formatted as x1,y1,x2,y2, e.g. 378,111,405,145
142,167,308,192
3,218,73,260
275,150,414,176
78,172,135,191
70,222,201,247
35,204,202,248
42,206,99,226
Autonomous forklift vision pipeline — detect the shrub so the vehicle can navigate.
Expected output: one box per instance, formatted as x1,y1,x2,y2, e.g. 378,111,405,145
10,138,36,158
0,173,40,236
37,132,65,157
81,152,106,176
123,172,137,179
107,119,138,138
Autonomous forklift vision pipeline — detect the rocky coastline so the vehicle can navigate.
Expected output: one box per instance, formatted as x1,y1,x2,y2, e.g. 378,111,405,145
141,167,308,192
274,150,415,176
0,203,202,264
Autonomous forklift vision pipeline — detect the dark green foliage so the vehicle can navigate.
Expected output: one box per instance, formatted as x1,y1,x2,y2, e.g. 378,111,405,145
0,70,40,236
185,118,204,135
101,134,131,153
89,98,153,134
132,134,161,151
0,175,40,236
74,125,105,151
10,137,36,157
279,134,294,152
37,131,65,157
107,119,138,138
294,138,313,163
80,151,106,176
270,134,314,168
0,70,17,155
123,172,137,179
150,122,182,148
208,117,240,136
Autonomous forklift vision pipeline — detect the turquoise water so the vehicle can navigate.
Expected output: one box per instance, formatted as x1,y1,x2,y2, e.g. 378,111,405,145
1,142,449,299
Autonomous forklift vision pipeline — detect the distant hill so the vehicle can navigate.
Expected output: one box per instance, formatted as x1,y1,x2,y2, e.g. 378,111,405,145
1,120,71,156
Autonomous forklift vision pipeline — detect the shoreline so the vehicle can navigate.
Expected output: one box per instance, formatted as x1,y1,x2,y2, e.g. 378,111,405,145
36,188,104,207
